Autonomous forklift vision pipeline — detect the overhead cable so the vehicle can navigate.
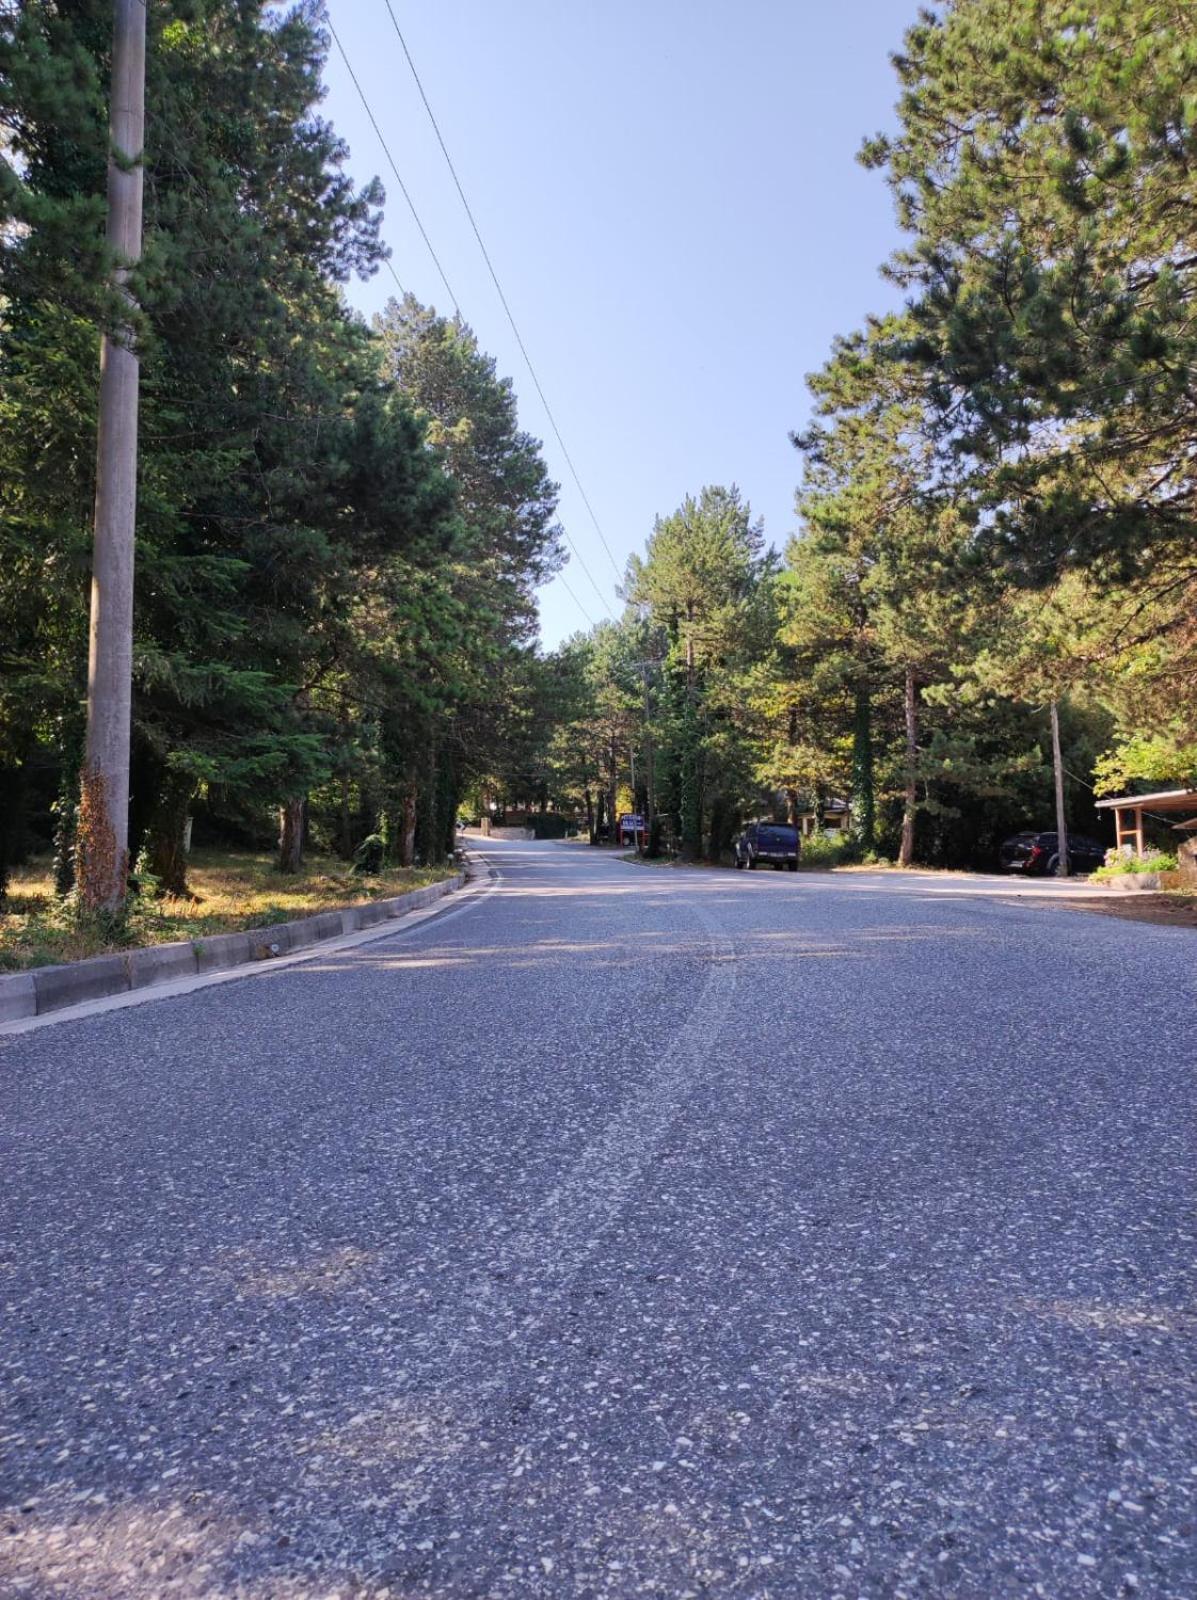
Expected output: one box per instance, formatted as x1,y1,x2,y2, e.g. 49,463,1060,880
556,570,599,631
330,11,612,623
380,0,626,595
327,17,460,315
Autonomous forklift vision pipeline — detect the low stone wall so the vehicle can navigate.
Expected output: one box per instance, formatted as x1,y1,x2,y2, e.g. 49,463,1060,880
1107,872,1162,892
0,873,465,1025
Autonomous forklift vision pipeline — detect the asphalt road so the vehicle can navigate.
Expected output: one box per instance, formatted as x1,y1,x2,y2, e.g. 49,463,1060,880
2,840,1194,1598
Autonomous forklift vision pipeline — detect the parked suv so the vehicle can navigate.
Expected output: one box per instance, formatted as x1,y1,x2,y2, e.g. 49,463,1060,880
998,830,1106,876
734,822,800,871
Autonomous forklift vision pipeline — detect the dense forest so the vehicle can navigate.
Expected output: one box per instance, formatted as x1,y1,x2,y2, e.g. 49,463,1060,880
488,0,1197,869
0,0,562,904
2,0,1194,906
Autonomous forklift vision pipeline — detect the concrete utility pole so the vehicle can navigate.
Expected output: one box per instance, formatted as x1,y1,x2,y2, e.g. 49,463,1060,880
79,0,146,912
1050,698,1070,878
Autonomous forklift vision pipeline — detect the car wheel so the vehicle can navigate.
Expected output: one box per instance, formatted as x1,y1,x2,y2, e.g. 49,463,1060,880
787,860,798,872
748,857,757,869
735,856,745,870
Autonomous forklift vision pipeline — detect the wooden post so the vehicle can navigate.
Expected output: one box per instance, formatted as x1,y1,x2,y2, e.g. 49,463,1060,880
79,0,146,912
1135,806,1145,858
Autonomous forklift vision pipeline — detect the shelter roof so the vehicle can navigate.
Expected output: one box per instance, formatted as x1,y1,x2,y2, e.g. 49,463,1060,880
1094,788,1197,813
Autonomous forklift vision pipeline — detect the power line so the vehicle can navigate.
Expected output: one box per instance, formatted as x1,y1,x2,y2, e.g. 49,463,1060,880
379,1,626,594
328,10,611,627
383,258,406,297
326,17,459,315
556,570,599,631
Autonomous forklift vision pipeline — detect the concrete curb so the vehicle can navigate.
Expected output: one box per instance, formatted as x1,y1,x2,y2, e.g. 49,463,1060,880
0,873,465,1021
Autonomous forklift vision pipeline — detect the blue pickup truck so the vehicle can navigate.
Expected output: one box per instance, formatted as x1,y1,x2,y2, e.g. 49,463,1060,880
734,822,800,871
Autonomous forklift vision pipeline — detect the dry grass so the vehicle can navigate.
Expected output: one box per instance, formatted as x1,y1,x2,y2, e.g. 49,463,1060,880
0,849,456,972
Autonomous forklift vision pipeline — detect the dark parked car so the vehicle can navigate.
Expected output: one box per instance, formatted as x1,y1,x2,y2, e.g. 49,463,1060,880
998,830,1106,876
734,822,800,871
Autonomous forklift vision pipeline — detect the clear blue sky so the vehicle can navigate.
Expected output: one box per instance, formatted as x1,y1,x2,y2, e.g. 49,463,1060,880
323,1,913,648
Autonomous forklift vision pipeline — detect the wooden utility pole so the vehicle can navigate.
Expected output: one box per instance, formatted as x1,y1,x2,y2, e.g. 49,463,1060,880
1050,698,1070,877
79,0,146,911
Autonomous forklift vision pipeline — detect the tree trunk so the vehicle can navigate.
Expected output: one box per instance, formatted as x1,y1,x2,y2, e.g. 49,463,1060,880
337,773,354,860
677,697,703,862
399,789,417,868
1050,698,1070,877
585,788,596,845
278,796,306,874
80,0,146,915
679,751,701,861
144,769,193,896
126,735,159,872
0,763,20,909
898,663,919,868
437,753,459,860
706,795,727,863
53,768,79,898
850,683,875,854
607,740,618,847
414,735,436,866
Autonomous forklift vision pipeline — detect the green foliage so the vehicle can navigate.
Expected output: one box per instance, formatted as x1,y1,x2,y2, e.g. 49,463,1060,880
1,4,560,888
1094,850,1178,879
4,0,1191,889
352,834,386,875
624,486,774,859
863,0,1197,585
796,833,846,870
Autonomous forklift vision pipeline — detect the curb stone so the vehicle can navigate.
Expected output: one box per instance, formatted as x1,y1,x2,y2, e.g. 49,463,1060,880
0,972,37,1023
34,953,131,1014
194,931,254,974
0,872,464,1020
126,941,199,990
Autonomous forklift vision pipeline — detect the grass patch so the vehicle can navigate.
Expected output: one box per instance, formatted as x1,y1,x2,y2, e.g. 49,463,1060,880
0,849,456,972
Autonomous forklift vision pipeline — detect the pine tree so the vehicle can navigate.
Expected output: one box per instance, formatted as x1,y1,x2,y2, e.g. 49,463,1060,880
625,487,773,859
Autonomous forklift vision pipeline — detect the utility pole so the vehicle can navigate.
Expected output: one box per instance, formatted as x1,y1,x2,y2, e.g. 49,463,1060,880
1050,698,1070,877
79,0,146,912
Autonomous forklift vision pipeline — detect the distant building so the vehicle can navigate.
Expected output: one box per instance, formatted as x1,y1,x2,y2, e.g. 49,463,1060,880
793,798,851,839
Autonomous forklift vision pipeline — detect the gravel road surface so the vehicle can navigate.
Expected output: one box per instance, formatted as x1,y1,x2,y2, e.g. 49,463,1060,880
2,839,1194,1597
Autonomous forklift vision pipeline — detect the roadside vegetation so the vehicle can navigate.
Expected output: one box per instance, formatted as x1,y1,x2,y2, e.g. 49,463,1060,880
1,0,1194,920
476,3,1196,878
0,850,454,972
0,4,560,932
1092,851,1180,882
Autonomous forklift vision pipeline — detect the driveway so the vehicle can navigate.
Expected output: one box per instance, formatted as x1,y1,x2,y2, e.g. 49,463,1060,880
1,838,1193,1597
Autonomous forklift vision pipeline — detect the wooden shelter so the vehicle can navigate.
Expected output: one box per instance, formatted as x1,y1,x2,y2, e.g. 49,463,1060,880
1094,787,1197,857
